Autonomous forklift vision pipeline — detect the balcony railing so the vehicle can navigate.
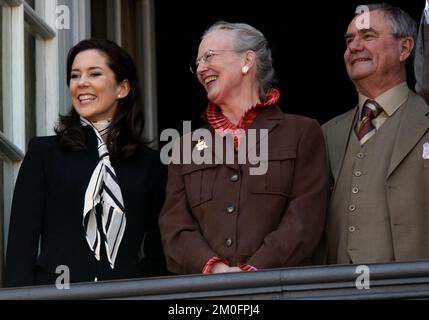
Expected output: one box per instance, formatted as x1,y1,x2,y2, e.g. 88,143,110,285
0,260,429,300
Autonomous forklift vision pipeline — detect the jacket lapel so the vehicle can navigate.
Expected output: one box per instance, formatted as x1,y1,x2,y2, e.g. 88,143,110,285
326,108,359,182
387,91,429,177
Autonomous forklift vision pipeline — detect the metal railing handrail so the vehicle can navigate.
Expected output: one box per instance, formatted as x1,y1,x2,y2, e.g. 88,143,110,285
0,260,429,300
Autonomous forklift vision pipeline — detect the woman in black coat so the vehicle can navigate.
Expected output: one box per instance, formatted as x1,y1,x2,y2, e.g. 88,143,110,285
5,39,167,287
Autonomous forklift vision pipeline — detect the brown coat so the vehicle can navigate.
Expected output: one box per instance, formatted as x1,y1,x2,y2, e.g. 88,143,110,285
159,105,327,274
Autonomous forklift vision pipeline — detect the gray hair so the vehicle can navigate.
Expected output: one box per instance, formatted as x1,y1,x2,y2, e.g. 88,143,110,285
361,3,417,58
203,21,278,100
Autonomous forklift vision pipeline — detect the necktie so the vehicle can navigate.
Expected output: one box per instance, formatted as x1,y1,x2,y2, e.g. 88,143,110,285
355,99,383,146
80,117,126,269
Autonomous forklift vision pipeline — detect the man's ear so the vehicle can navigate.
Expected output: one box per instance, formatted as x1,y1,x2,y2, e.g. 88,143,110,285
399,36,414,62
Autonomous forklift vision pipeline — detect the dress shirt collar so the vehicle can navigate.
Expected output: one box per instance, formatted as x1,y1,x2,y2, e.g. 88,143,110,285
358,81,409,118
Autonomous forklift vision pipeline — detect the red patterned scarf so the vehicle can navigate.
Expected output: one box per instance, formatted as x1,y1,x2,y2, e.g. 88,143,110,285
206,88,280,151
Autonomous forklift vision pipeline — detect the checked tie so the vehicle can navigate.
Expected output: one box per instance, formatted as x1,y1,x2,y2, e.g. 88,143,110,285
356,99,383,146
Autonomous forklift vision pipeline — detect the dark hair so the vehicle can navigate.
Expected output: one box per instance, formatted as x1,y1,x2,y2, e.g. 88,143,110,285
55,38,145,159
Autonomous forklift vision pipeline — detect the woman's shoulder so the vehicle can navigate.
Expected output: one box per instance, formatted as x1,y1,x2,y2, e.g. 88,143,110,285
275,113,321,136
265,105,320,129
135,145,165,165
30,135,58,144
274,112,323,143
27,135,59,152
282,113,319,126
137,144,159,158
134,145,167,177
19,136,60,165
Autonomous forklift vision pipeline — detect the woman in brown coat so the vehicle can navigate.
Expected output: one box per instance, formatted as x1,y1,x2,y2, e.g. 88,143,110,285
159,21,327,274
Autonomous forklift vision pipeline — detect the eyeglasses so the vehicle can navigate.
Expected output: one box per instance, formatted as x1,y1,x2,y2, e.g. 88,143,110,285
189,49,237,74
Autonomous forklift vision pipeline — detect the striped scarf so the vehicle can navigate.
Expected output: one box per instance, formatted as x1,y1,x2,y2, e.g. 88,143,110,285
80,117,126,269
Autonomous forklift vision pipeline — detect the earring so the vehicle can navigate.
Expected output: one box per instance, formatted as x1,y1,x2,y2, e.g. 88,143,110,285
241,66,249,75
118,94,122,98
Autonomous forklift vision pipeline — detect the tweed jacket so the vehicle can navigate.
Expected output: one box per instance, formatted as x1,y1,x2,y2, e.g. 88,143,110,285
159,105,328,274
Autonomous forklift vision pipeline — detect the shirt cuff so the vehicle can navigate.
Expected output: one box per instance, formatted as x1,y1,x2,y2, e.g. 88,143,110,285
237,263,258,271
202,256,229,274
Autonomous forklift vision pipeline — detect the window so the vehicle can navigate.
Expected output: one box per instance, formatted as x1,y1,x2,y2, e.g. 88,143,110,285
24,20,36,145
0,0,58,287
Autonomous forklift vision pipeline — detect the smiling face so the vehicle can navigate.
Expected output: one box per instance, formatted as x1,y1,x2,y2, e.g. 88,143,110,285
344,10,409,95
195,30,245,105
69,49,128,122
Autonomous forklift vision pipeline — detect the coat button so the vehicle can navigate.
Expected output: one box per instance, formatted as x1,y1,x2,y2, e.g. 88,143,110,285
349,226,356,232
348,205,356,212
227,205,235,214
354,171,362,177
230,174,239,182
226,238,233,247
357,153,365,159
352,187,359,194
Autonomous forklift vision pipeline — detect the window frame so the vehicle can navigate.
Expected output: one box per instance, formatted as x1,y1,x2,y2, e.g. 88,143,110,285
0,0,59,287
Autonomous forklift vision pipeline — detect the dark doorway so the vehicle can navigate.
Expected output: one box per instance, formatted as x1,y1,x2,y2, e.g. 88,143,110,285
155,0,424,137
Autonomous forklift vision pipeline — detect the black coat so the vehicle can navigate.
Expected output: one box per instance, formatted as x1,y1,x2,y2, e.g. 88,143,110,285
5,127,167,287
